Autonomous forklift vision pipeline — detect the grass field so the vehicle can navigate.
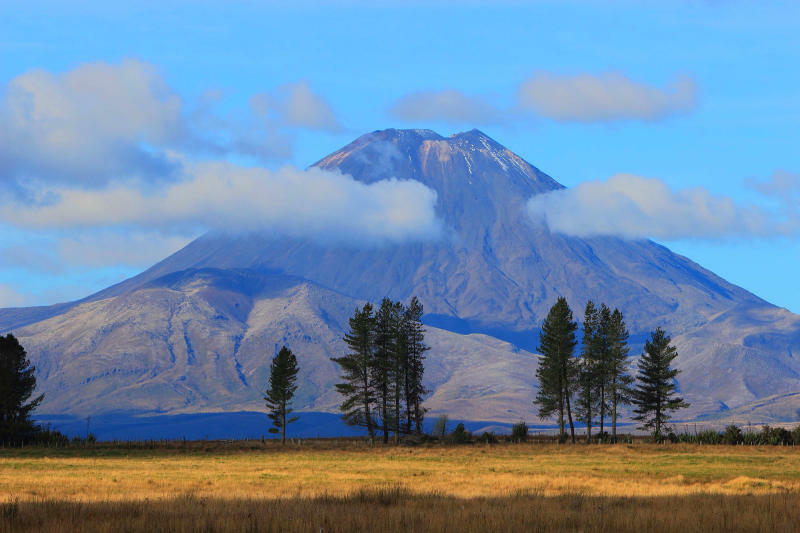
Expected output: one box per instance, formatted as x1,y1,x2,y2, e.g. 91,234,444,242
2,441,800,531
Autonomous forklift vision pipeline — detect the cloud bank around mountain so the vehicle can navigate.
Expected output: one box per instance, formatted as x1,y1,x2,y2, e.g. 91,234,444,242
1,163,442,244
0,59,442,262
390,72,698,124
527,172,798,240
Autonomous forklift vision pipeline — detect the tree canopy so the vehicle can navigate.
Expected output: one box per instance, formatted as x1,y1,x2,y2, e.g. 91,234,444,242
0,333,44,444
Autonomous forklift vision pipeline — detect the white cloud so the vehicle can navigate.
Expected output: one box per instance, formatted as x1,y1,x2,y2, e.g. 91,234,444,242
0,284,28,308
0,163,442,244
0,61,345,191
56,231,193,268
389,89,505,124
251,81,342,132
526,173,787,240
0,59,184,186
390,72,699,125
517,72,698,123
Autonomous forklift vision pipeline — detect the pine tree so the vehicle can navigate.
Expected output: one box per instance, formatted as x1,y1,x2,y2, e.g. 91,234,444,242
534,297,578,443
608,309,634,442
332,303,377,440
372,298,397,444
264,345,300,444
575,301,599,443
0,334,43,444
390,300,406,444
632,327,689,440
404,296,429,435
595,303,612,439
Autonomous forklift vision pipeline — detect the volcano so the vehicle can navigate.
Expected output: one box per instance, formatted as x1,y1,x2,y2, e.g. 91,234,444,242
3,128,800,432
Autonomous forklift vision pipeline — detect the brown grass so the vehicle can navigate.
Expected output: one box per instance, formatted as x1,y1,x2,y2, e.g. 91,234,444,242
2,441,800,531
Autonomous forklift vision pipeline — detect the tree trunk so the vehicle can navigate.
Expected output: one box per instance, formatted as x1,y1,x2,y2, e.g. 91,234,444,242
414,398,422,435
565,391,576,444
382,382,389,444
586,408,592,444
281,405,286,445
599,383,605,439
404,362,412,434
611,388,617,443
394,383,401,444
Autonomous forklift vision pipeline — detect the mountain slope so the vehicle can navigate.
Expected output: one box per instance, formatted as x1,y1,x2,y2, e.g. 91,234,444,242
87,129,764,342
3,128,800,426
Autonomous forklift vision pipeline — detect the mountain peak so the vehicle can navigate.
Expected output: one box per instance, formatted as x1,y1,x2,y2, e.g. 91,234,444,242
313,128,562,194
450,128,490,140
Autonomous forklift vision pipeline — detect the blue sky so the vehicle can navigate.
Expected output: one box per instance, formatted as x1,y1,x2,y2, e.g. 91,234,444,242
1,0,799,310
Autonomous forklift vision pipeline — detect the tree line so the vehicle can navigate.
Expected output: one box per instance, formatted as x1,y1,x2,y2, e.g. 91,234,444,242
332,296,429,443
3,293,785,447
263,296,429,444
534,297,688,443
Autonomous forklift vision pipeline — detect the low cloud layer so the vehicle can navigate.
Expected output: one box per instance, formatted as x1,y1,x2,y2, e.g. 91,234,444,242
1,163,442,244
527,173,796,240
390,71,698,125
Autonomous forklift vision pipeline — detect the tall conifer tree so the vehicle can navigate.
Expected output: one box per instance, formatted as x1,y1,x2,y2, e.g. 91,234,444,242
534,297,578,443
0,334,43,443
404,296,429,435
373,298,397,444
575,301,599,443
595,304,612,438
332,303,377,440
264,346,300,444
608,309,634,442
632,327,689,440
390,300,406,444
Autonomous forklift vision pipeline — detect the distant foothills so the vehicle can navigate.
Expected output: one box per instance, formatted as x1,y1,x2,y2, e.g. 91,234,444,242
2,128,800,440
3,296,800,447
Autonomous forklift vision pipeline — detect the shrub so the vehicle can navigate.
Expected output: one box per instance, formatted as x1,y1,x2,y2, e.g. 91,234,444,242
432,415,449,438
477,432,498,444
722,425,743,445
510,421,528,443
448,423,472,444
742,430,763,445
696,430,722,445
31,425,70,446
761,425,792,445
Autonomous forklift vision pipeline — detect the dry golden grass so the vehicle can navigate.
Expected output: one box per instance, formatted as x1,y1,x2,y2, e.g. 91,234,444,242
3,492,800,533
2,441,800,531
3,441,800,501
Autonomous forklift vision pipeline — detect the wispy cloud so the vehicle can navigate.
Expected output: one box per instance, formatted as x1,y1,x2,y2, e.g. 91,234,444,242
56,231,193,269
526,172,795,240
389,89,505,124
516,72,699,123
251,81,343,132
0,284,27,308
389,71,698,125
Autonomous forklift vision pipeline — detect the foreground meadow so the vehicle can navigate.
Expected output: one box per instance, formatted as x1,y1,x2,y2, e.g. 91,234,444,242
2,441,800,531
